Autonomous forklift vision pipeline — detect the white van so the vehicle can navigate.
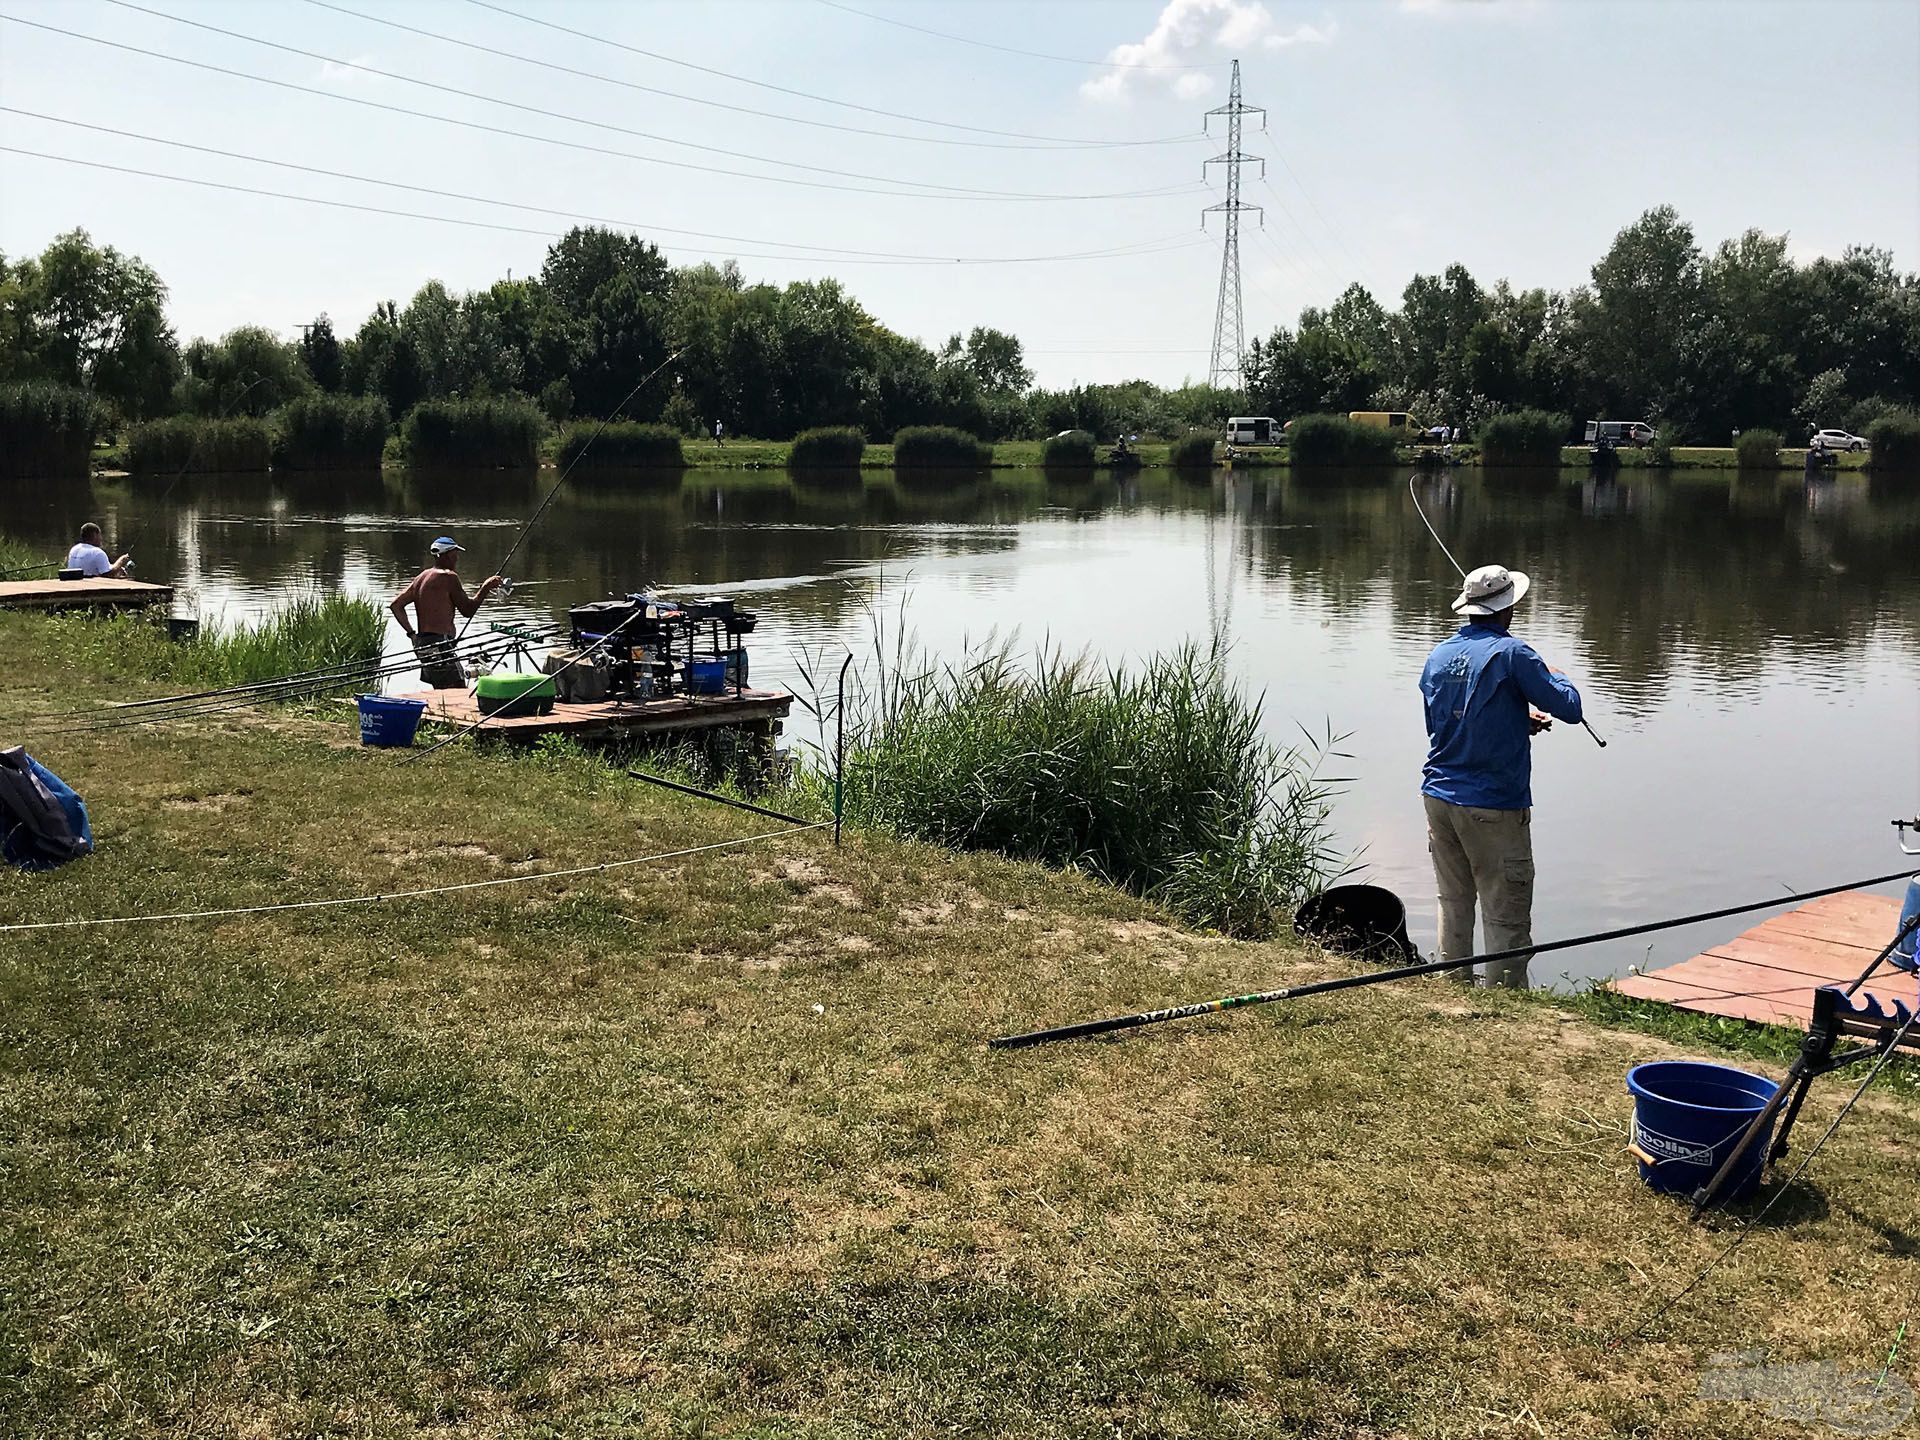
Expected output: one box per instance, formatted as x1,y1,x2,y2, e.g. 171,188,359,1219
1225,416,1281,446
1585,419,1655,448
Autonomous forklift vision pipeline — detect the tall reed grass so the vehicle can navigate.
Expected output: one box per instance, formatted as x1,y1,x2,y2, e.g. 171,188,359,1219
0,530,54,576
1477,409,1569,467
274,394,390,470
1866,410,1920,472
0,381,101,479
557,421,685,469
127,416,273,474
1170,432,1216,470
787,426,866,469
1285,415,1397,467
175,594,386,689
807,628,1341,937
403,397,545,469
1735,428,1783,469
892,426,992,469
1040,430,1095,469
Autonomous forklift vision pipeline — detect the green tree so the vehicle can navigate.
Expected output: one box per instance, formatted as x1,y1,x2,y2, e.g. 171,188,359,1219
298,314,344,393
1,229,179,417
1579,206,1705,423
177,325,310,416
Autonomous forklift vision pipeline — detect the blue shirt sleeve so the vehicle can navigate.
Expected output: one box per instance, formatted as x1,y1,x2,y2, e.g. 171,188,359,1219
1508,641,1583,724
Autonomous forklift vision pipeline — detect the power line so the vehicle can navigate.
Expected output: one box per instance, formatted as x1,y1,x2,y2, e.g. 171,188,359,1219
95,1,1193,202
465,0,1200,146
0,111,1205,267
303,0,1199,152
811,0,1235,71
0,147,1210,268
0,17,1199,206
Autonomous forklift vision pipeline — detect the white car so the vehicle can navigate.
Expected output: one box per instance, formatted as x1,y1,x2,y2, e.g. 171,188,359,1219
1810,428,1869,452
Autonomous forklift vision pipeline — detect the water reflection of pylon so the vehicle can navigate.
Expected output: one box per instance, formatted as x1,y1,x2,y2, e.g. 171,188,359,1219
1206,475,1238,647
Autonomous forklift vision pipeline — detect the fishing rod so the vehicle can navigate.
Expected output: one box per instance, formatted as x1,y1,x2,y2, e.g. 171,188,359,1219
989,865,1920,1049
451,346,687,648
20,634,521,737
1407,475,1608,748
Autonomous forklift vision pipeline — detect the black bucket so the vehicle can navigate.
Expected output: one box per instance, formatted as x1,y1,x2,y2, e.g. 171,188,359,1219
166,616,200,643
1294,885,1418,964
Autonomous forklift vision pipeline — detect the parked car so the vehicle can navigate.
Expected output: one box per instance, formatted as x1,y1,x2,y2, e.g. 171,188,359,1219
1584,419,1655,448
1809,428,1869,452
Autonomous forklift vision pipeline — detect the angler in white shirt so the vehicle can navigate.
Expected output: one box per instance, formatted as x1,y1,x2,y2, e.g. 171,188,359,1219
65,522,131,578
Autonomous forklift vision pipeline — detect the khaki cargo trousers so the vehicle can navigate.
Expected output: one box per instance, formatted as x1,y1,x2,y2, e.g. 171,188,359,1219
1422,795,1535,989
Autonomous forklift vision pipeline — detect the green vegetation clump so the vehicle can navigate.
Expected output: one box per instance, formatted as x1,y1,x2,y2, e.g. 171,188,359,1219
126,415,273,474
826,641,1337,937
1285,415,1397,467
892,426,992,469
557,420,686,469
0,381,101,479
178,594,386,689
0,530,54,576
1866,409,1920,471
1478,409,1570,467
273,394,389,470
1734,428,1783,469
1170,432,1216,470
787,426,866,469
403,397,545,469
1040,430,1095,469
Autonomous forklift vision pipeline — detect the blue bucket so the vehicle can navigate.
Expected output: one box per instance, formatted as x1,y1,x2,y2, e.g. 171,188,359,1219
1626,1061,1779,1203
687,659,728,695
1893,875,1920,974
357,694,427,747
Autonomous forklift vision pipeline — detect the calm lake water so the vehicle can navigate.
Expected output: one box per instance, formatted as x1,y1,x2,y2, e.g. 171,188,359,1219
7,464,1917,990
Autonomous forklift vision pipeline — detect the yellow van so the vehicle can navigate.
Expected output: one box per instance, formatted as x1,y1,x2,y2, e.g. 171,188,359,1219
1348,411,1420,434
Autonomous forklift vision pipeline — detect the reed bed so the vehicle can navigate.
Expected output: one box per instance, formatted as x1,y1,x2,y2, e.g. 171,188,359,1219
274,394,389,471
557,421,685,470
891,426,992,469
403,397,545,470
126,416,273,474
1477,409,1569,467
0,382,101,479
176,594,386,690
1867,410,1920,471
1733,428,1783,469
1040,430,1095,469
787,426,866,469
813,635,1341,937
1284,415,1397,467
1170,432,1217,470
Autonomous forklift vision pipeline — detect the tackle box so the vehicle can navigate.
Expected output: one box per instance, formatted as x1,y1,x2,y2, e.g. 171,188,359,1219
475,672,556,718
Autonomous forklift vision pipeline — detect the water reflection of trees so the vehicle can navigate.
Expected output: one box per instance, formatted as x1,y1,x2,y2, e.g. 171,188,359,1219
1237,472,1920,695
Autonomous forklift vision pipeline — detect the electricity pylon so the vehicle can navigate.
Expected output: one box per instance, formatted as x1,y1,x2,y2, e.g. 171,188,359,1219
1203,59,1264,391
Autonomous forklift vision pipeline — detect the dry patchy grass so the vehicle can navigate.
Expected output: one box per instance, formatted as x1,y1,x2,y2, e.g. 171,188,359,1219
0,614,1914,1438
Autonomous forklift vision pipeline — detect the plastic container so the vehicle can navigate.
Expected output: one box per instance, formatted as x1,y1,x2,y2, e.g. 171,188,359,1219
1893,875,1920,974
687,659,728,695
1625,1060,1779,1203
1293,884,1417,963
357,694,427,747
475,673,555,718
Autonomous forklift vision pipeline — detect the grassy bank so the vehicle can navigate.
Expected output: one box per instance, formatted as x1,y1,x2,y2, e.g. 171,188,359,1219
1,614,1915,1436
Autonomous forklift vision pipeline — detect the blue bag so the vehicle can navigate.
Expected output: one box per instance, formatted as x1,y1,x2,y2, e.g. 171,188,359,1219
0,747,93,871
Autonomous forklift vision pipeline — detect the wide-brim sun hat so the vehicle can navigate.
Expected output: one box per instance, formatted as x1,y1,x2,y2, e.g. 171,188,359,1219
1451,563,1530,615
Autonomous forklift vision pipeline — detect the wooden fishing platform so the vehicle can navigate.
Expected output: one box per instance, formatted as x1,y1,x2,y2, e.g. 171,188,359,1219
1610,891,1912,1030
0,577,173,611
390,686,793,743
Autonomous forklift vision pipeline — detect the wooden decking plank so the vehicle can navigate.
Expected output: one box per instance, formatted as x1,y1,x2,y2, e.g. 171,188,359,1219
391,686,794,742
0,577,173,609
1603,890,1913,1034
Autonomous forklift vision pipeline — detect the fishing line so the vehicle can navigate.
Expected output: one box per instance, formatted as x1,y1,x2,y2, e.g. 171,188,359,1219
1407,475,1609,749
0,822,829,934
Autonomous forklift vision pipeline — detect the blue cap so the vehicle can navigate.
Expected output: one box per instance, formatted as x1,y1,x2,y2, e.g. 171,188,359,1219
429,535,462,555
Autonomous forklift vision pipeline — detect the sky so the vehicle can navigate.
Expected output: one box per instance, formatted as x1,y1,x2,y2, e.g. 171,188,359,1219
1,0,1916,390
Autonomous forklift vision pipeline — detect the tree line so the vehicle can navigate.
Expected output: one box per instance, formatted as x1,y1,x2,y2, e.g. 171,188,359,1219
2,207,1915,447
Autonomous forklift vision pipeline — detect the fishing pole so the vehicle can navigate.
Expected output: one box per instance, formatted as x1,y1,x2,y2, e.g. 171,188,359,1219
450,346,688,648
1407,475,1608,748
989,866,1920,1049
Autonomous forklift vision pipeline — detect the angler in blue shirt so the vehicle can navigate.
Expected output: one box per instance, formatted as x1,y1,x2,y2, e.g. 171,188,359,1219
1419,563,1583,988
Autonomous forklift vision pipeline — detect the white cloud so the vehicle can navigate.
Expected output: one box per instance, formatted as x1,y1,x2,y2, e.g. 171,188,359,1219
1081,1,1335,103
1399,0,1538,18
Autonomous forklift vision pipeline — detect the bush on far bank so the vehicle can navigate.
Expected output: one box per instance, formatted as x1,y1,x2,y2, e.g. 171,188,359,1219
274,394,389,471
0,381,100,479
892,426,992,469
1040,430,1095,469
403,396,545,469
788,426,867,469
1866,410,1920,472
1285,414,1397,467
1170,432,1216,470
557,420,685,469
1735,429,1784,469
127,415,273,474
1477,409,1569,467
